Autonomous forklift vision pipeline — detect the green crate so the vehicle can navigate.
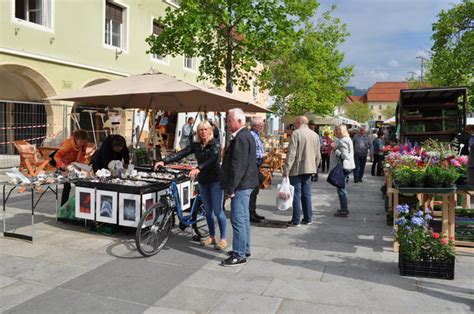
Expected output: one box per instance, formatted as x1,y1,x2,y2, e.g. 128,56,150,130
405,122,425,133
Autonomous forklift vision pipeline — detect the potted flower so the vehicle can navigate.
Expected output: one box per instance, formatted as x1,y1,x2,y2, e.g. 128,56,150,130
393,167,411,187
425,166,445,188
411,168,425,187
443,167,460,187
394,204,455,279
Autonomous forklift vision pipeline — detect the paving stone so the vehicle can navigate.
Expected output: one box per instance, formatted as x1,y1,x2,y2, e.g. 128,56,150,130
144,306,195,314
182,269,272,294
0,280,51,312
154,285,223,312
211,292,282,313
240,259,324,281
0,275,17,289
36,245,114,269
4,287,148,314
60,258,193,305
278,299,368,313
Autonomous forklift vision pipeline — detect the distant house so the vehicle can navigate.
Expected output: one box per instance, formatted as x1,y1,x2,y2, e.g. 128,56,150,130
365,82,408,120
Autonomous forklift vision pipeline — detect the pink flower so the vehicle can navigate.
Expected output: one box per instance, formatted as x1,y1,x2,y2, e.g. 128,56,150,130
432,232,440,239
450,159,461,167
457,156,468,165
449,236,455,241
440,239,449,245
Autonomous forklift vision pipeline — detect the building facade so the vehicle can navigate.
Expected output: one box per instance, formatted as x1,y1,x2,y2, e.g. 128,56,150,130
0,0,268,155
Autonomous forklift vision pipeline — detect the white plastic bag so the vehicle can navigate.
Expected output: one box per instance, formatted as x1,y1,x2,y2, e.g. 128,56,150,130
276,177,294,211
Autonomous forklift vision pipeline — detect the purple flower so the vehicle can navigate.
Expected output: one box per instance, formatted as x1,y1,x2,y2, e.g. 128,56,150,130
396,205,409,214
411,216,425,226
395,217,407,225
424,214,433,221
415,210,424,217
424,207,431,213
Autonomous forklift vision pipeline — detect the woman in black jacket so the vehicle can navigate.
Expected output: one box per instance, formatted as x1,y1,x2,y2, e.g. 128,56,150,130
155,121,227,250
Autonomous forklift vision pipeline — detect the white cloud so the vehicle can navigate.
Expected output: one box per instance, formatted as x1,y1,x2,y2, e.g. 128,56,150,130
389,60,400,68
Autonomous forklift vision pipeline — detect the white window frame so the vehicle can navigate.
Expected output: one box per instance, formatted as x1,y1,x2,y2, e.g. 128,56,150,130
164,0,180,8
11,0,54,32
150,16,169,65
103,0,129,53
183,56,197,72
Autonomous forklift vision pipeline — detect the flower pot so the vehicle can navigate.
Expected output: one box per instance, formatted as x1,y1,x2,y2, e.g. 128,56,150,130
398,253,455,280
414,182,425,188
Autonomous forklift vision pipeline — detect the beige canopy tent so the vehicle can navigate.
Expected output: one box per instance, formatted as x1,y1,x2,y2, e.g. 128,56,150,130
47,71,270,113
282,114,342,126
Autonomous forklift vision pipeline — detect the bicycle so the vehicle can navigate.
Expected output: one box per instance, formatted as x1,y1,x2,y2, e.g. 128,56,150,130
135,168,209,257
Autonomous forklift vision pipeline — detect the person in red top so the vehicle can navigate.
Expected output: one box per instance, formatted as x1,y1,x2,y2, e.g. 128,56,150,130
320,131,334,173
54,129,88,205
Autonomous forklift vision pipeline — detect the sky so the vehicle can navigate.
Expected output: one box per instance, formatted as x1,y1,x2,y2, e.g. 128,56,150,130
315,0,463,89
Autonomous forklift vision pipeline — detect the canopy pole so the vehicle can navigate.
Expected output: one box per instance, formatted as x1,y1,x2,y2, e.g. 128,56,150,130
83,110,98,147
134,94,155,164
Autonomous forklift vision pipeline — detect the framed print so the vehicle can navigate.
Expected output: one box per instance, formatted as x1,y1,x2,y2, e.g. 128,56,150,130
179,180,191,210
119,193,141,227
142,193,156,227
96,190,117,224
190,181,199,198
75,187,95,220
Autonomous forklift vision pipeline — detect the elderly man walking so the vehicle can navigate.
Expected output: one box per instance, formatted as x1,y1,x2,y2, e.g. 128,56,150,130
249,117,266,223
352,127,372,183
221,108,258,266
284,116,321,226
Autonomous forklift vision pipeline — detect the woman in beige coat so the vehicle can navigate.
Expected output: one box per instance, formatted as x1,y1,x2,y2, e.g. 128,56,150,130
330,125,355,217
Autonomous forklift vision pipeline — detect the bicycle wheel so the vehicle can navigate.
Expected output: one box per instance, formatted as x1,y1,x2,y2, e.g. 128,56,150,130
136,203,173,257
191,198,210,239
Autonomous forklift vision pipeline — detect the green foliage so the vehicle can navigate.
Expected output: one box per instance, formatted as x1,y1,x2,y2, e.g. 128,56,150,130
147,0,318,92
427,0,474,108
343,101,373,123
261,8,353,116
425,166,445,186
393,167,412,186
443,167,460,185
381,104,396,120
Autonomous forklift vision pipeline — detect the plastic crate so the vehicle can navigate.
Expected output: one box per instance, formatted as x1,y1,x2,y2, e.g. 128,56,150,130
398,254,455,280
405,122,425,132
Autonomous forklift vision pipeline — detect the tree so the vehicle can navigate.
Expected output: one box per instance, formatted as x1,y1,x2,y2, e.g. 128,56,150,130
147,0,318,92
261,8,353,116
344,101,373,123
427,0,474,106
381,104,396,119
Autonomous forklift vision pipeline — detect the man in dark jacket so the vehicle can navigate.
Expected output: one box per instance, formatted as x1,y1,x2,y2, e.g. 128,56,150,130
220,108,258,266
92,134,129,172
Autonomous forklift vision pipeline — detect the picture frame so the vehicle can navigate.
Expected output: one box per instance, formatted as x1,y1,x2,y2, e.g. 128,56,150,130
142,193,156,228
96,190,117,224
190,180,199,198
118,193,141,227
179,180,191,210
75,187,95,220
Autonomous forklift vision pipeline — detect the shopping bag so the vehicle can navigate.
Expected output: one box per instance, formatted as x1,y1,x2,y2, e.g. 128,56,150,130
327,163,346,189
276,177,294,211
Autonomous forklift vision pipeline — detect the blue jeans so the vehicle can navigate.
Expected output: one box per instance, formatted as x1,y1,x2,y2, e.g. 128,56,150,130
337,170,351,211
289,174,313,223
199,182,227,239
354,155,367,181
230,189,252,258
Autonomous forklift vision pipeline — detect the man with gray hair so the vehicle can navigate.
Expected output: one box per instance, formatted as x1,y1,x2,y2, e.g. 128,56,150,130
220,108,258,266
352,127,372,183
249,116,266,223
284,116,321,226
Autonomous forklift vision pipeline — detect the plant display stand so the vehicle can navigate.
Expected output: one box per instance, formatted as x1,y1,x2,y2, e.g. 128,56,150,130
398,253,455,280
392,186,456,252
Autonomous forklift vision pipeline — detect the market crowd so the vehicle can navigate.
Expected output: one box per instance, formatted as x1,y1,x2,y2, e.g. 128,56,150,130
54,109,401,267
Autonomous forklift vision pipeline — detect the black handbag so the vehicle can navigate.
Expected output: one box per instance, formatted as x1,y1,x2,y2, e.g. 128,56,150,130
327,162,345,189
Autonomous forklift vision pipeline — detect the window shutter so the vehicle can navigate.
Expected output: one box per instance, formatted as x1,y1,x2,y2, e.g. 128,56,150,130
153,22,163,36
106,1,123,23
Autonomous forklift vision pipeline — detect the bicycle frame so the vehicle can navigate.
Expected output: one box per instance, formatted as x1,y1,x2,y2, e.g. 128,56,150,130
168,181,203,228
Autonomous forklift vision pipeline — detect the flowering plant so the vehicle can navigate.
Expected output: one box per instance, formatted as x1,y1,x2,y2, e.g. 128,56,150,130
394,204,455,261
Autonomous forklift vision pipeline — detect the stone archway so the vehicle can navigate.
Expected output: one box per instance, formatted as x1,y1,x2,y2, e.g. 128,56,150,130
0,63,58,154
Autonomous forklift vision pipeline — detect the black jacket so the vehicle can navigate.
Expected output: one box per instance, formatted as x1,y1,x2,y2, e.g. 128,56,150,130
221,128,258,194
163,139,221,184
92,135,130,171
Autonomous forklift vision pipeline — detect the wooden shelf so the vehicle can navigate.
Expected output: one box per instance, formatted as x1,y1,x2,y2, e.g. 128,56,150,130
402,116,458,121
403,131,457,136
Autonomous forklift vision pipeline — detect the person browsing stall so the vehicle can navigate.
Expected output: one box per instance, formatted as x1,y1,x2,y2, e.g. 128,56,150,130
92,134,130,172
155,120,228,250
54,129,88,206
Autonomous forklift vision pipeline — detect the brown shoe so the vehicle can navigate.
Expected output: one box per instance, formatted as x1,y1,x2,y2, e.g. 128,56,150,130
200,237,216,246
214,239,228,250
